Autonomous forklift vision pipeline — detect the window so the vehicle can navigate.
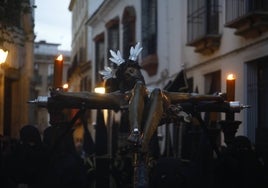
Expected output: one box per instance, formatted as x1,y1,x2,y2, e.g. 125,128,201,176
187,0,219,43
107,17,119,67
94,34,105,83
142,0,157,57
204,70,221,94
122,7,136,59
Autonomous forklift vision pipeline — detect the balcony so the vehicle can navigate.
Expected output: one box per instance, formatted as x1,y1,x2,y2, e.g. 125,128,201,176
187,34,221,55
187,1,221,55
225,0,268,38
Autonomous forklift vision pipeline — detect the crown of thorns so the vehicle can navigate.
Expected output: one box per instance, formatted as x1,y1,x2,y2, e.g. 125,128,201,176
99,42,143,80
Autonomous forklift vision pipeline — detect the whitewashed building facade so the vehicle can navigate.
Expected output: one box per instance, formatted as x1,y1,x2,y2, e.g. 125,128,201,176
69,0,268,160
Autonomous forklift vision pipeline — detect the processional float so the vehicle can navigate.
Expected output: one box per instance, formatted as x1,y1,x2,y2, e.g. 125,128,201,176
29,43,250,188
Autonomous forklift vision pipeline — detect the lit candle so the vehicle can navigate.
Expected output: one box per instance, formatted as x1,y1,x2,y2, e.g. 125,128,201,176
226,73,235,101
53,54,63,89
63,83,69,92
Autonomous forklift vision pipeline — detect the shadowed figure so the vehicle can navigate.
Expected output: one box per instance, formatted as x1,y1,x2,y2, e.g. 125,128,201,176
5,125,48,188
42,121,95,188
212,136,266,188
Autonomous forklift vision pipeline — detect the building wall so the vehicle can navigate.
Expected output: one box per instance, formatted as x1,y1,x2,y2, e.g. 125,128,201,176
151,0,185,88
183,1,268,139
70,0,268,147
86,0,189,88
0,0,36,138
68,0,91,93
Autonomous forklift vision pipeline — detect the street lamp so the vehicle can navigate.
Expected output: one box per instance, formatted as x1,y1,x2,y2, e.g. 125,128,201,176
0,48,8,64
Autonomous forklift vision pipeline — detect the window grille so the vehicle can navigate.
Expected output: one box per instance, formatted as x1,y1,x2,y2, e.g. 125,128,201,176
142,0,157,57
226,0,268,23
187,0,219,43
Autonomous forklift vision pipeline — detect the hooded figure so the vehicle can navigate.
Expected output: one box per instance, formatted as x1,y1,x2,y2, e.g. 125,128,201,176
5,125,48,188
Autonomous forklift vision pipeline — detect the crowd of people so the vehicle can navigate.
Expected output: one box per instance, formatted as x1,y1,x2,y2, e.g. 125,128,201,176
0,123,96,188
0,123,267,188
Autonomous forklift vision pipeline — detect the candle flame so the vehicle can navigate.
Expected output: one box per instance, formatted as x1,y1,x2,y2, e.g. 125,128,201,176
56,54,63,61
94,87,106,94
227,74,235,80
63,83,68,89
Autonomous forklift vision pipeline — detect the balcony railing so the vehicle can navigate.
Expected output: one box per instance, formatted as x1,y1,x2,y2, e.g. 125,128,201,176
187,0,221,54
225,0,268,38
